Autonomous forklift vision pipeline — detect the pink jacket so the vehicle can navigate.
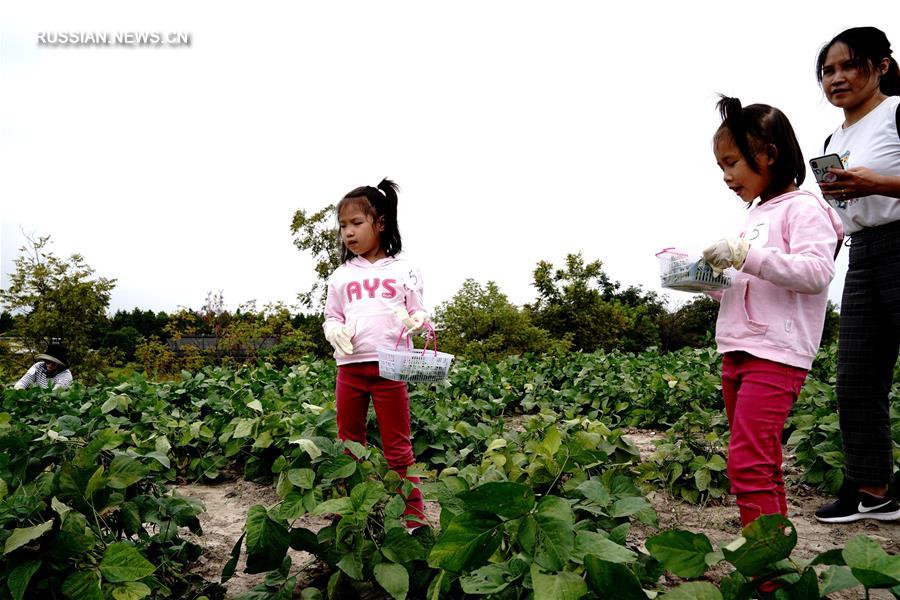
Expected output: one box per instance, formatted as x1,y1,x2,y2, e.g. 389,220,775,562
711,190,843,370
324,256,427,366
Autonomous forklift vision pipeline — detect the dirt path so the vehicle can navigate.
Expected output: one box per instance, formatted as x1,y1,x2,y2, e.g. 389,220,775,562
175,479,330,598
175,430,899,598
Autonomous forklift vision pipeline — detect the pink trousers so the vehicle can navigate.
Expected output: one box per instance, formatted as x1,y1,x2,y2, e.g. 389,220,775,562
721,352,807,526
336,362,425,526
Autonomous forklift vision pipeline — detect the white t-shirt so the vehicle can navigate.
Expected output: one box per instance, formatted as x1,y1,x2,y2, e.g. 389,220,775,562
825,95,900,234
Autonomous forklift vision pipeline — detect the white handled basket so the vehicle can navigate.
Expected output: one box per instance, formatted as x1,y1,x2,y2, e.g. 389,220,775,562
656,247,732,292
377,324,454,383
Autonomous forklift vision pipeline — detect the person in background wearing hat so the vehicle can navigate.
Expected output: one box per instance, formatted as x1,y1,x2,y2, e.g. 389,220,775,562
13,343,74,390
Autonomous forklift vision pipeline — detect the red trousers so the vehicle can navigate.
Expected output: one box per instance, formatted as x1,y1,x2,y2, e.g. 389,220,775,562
336,362,424,526
721,352,807,527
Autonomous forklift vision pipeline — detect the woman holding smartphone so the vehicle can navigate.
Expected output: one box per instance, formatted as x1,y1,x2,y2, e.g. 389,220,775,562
812,26,900,523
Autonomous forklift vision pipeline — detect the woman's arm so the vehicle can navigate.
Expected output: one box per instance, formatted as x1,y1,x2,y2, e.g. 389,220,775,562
14,364,38,390
818,168,900,200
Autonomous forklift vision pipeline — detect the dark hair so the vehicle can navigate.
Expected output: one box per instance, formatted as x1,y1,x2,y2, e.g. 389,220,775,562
714,95,805,200
816,27,900,96
336,178,402,263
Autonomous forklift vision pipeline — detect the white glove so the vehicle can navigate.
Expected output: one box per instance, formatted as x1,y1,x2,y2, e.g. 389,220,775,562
394,308,428,338
324,321,354,356
702,238,750,275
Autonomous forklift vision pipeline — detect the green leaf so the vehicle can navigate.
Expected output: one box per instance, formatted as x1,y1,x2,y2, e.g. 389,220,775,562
7,560,41,600
576,479,611,506
312,497,353,517
610,496,652,519
291,438,322,459
374,562,409,600
338,552,363,580
785,568,819,599
842,535,900,588
222,532,244,583
350,481,385,517
85,466,107,498
530,564,588,600
107,456,149,489
51,511,96,559
457,482,535,519
706,455,727,471
459,560,526,594
584,555,646,599
695,468,711,492
110,581,152,600
4,520,54,554
646,530,714,579
520,496,576,571
247,399,264,413
320,455,358,480
62,570,102,600
721,514,797,576
809,548,845,567
99,543,155,582
381,528,426,564
574,531,638,564
244,505,290,574
287,468,315,490
659,582,723,600
820,565,860,596
427,511,504,573
233,418,257,439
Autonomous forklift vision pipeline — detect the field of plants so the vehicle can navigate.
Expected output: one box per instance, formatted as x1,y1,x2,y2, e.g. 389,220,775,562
1,344,899,599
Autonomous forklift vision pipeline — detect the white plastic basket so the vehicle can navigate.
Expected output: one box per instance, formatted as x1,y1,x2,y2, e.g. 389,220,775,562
377,324,454,383
656,248,732,292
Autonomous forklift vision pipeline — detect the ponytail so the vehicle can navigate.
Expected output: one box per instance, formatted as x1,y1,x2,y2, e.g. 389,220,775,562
717,96,756,172
714,94,806,197
882,56,900,96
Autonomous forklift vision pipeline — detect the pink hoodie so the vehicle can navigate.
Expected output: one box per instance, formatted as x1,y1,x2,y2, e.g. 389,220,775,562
324,256,427,366
711,190,843,370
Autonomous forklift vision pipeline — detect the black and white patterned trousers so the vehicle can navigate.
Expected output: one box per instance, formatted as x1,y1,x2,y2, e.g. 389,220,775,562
837,219,900,485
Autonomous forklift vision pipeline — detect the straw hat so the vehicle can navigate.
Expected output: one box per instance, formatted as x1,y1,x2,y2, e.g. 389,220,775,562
35,343,68,369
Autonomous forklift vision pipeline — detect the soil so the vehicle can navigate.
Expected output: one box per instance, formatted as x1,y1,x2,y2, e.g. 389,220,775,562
175,429,899,599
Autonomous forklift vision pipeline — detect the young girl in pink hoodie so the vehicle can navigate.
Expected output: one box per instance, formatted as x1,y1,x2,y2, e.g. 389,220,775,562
702,97,844,528
323,178,428,529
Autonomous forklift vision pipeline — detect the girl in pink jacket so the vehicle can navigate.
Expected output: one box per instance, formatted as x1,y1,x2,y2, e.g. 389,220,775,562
702,96,844,528
323,178,428,530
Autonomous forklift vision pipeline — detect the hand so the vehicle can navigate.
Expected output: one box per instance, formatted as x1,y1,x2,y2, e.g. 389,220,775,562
324,322,354,356
703,238,750,275
818,166,883,201
402,311,428,339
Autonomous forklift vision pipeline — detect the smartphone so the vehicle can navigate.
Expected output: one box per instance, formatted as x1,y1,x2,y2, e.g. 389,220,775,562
809,154,844,201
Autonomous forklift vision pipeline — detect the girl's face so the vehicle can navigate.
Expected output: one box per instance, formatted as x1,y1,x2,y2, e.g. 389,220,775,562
714,131,775,203
821,42,887,111
339,202,385,262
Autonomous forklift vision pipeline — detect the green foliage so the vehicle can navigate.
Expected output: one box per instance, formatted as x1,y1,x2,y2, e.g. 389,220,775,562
433,279,564,361
290,205,341,310
0,235,116,378
638,409,730,504
2,343,899,598
528,252,665,353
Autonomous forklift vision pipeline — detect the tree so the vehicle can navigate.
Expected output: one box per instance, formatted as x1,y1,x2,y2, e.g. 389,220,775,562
0,234,116,374
290,204,341,310
657,295,720,352
821,300,840,348
528,253,662,353
434,279,562,361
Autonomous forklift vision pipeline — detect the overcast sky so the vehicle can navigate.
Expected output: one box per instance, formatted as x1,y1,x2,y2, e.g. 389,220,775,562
1,3,896,316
